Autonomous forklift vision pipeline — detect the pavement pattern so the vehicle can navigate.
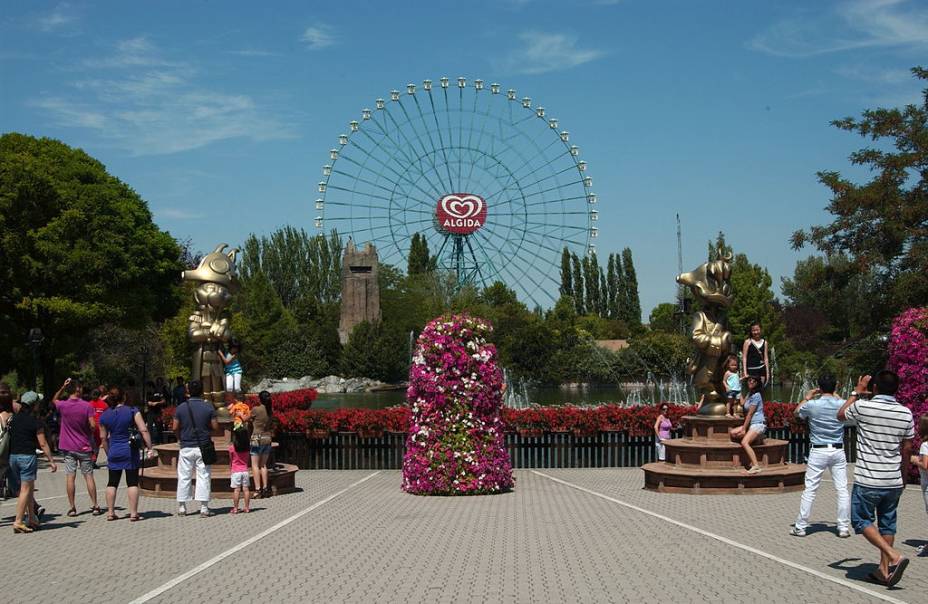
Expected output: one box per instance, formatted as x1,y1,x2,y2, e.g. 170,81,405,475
2,465,925,603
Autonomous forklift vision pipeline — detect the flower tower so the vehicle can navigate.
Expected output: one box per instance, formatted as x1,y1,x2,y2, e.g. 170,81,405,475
402,314,514,495
888,307,928,479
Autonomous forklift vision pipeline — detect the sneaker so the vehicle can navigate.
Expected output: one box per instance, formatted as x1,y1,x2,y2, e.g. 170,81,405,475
789,526,806,537
746,465,762,474
837,528,851,538
199,509,214,518
176,505,187,517
915,544,926,557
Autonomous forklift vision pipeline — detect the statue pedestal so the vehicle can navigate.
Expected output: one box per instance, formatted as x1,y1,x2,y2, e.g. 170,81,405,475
642,415,806,494
140,421,299,499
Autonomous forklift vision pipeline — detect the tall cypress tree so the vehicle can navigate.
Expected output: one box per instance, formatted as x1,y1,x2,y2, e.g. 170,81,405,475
598,271,608,318
581,254,594,316
408,233,431,275
621,247,641,326
587,252,601,317
559,247,573,299
614,253,627,322
571,253,584,315
607,253,618,319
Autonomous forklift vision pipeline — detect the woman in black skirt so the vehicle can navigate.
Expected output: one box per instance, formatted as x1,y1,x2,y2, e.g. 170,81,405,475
741,322,770,387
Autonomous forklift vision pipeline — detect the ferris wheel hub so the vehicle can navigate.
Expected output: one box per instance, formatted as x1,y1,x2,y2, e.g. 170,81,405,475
436,193,488,235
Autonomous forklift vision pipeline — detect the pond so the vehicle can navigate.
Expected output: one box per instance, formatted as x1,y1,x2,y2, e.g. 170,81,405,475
311,384,799,410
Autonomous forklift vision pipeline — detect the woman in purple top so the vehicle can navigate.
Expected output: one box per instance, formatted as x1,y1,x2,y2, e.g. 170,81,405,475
654,403,673,461
99,387,152,521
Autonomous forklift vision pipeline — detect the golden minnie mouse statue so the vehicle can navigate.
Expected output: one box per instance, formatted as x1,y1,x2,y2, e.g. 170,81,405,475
677,248,734,416
182,243,239,414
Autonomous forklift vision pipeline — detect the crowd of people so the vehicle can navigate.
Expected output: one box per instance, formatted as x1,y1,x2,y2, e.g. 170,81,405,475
651,323,926,588
0,373,274,531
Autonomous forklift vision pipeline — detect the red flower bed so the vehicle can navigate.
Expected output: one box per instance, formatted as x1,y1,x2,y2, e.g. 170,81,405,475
243,388,318,412
272,401,805,435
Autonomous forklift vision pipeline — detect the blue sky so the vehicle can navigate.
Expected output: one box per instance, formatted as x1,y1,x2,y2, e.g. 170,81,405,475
1,1,926,315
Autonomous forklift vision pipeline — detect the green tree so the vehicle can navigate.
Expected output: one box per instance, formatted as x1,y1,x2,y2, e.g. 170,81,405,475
0,133,183,388
231,269,295,379
606,253,618,319
791,66,928,321
408,232,432,276
340,320,408,382
559,247,573,299
238,226,341,309
570,253,584,315
620,248,641,327
648,302,681,333
728,252,784,351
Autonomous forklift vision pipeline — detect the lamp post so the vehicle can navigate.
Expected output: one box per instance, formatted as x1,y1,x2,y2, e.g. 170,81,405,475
26,328,44,390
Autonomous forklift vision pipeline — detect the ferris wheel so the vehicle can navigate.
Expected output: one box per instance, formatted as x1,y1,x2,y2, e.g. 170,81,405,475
314,77,599,307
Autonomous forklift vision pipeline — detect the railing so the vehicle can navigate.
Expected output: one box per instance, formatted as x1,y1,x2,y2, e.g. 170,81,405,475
274,428,858,470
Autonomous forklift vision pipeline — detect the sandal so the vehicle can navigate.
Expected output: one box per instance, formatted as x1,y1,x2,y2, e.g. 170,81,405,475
866,571,887,585
106,513,118,521
13,523,33,534
129,515,141,522
230,507,238,515
67,508,78,517
91,506,104,516
887,557,909,587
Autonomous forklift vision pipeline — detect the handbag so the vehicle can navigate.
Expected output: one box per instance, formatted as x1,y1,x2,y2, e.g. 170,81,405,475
127,408,144,450
185,400,217,465
0,415,10,461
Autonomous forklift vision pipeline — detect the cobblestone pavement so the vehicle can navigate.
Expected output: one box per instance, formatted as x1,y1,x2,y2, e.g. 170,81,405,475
1,467,924,603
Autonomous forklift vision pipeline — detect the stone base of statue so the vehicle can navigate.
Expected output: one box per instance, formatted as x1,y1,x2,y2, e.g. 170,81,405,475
642,415,806,494
139,421,299,499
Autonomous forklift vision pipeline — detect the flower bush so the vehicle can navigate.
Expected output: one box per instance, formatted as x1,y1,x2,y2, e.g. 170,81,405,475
401,314,514,495
243,388,318,412
888,307,928,481
268,401,808,435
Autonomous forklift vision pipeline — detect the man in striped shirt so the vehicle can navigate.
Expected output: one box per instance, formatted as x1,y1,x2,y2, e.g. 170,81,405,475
838,371,914,587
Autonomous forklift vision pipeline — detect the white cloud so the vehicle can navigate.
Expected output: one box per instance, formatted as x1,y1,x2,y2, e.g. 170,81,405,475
301,25,335,49
31,37,296,156
750,0,928,57
160,207,205,220
227,49,280,57
34,2,78,33
497,31,605,75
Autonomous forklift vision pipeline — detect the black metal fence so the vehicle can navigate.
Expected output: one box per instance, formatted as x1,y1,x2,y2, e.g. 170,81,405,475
275,428,858,470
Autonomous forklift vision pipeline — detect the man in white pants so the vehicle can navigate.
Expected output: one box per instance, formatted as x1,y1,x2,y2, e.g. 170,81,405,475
171,380,218,517
790,374,850,538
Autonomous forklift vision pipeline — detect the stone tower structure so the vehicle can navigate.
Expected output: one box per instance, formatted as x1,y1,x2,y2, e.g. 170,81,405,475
338,239,381,344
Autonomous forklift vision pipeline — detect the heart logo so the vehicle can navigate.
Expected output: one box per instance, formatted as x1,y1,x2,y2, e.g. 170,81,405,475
440,194,483,220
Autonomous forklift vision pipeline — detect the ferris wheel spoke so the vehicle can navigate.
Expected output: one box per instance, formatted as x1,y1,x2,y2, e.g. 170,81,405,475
441,87,457,190
524,195,588,208
381,105,447,194
471,231,557,306
339,136,442,208
393,99,451,193
410,95,453,194
326,200,432,216
426,91,456,192
484,152,572,202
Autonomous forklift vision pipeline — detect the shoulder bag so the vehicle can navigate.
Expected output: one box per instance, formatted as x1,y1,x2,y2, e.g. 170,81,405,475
185,401,217,465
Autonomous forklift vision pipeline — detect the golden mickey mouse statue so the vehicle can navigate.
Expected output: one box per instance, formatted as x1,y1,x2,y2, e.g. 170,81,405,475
182,243,239,414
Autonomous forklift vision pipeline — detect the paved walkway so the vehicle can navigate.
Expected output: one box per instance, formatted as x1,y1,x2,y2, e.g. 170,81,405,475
2,467,925,603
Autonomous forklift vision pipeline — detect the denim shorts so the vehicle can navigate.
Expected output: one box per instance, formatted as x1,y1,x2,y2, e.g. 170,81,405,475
726,391,740,399
250,444,271,456
8,453,38,494
851,483,902,535
63,450,94,475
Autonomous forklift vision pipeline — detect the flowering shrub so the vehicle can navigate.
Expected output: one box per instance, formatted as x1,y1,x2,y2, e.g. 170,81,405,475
269,401,807,434
888,307,928,481
402,315,514,495
243,388,318,413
